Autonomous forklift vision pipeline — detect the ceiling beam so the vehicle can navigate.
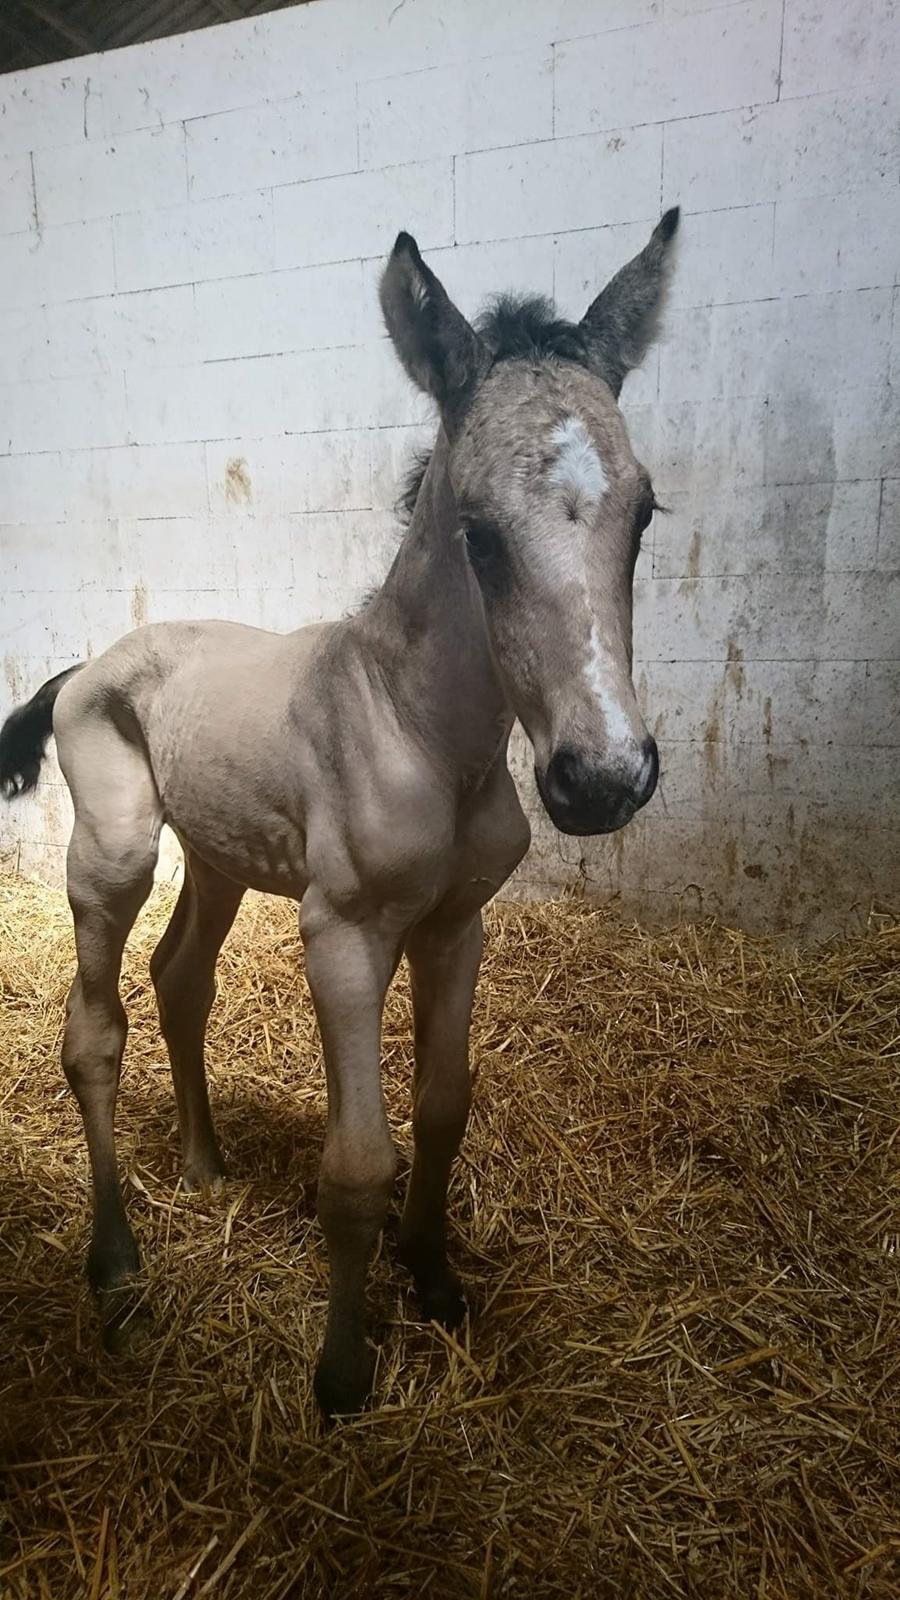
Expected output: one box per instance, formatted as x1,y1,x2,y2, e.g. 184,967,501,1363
209,0,245,19
0,12,48,65
16,1,99,53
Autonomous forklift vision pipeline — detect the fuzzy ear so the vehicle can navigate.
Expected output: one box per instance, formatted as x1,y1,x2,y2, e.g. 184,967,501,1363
580,207,680,397
380,232,491,431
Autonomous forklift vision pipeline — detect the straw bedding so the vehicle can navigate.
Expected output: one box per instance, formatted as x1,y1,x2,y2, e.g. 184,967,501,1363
0,873,898,1599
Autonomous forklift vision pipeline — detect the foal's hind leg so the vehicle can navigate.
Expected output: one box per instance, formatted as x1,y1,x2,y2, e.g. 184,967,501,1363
400,912,483,1328
58,727,161,1348
150,851,244,1191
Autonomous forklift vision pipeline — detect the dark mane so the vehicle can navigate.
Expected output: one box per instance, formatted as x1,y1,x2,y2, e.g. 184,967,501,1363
396,293,591,526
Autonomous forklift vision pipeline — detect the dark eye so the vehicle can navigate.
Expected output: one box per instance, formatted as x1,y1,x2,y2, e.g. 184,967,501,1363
463,521,505,574
636,494,656,536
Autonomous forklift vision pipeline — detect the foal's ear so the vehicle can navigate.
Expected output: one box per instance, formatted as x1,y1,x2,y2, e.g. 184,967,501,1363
580,207,680,397
380,232,491,431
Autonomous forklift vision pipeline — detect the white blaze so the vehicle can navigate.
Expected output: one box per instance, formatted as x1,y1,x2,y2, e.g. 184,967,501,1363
544,415,644,771
586,623,634,750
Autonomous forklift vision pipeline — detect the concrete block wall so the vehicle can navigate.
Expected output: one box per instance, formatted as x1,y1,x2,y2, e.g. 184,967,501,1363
1,0,898,936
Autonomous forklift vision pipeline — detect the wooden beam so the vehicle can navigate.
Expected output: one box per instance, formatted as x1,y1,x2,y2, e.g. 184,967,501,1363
209,0,246,20
0,11,49,65
16,0,98,53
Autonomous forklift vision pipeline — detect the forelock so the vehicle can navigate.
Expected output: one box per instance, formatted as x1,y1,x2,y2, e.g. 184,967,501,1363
474,294,592,368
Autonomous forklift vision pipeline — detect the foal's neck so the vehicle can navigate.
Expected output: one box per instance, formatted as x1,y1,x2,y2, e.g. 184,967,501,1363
363,429,511,781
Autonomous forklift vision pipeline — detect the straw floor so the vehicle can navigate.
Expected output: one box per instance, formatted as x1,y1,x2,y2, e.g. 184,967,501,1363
1,874,898,1599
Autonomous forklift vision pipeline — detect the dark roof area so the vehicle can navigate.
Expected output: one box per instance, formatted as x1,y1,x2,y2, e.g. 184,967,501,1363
0,0,309,76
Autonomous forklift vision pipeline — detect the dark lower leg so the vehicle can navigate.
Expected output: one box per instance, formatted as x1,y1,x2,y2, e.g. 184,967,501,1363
301,894,398,1416
63,879,152,1347
400,914,482,1326
151,860,243,1190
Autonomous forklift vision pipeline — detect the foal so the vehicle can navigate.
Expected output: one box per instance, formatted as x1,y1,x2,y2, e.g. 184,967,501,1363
1,210,679,1414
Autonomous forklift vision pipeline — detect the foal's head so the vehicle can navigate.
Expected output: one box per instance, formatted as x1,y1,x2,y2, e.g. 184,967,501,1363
380,210,679,836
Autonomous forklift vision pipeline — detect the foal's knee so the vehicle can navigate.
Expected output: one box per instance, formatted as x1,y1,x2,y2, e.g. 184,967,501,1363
414,1070,472,1153
318,1132,397,1245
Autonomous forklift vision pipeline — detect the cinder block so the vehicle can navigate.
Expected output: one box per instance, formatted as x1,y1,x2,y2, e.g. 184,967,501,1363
359,48,552,169
126,356,285,446
737,660,868,746
660,288,892,403
1,307,50,383
877,479,900,570
0,63,93,155
205,430,372,518
765,385,900,484
97,19,270,136
1,153,34,238
3,522,122,592
0,371,127,454
632,396,768,495
780,0,900,99
633,574,748,661
277,345,375,432
114,193,274,293
117,516,237,592
654,478,882,578
61,443,208,520
194,260,366,363
822,572,900,660
862,662,900,744
300,431,374,514
773,188,900,296
186,88,358,202
139,586,264,627
46,286,197,377
274,160,453,270
288,508,399,616
11,839,66,888
0,453,66,523
664,89,900,213
455,125,662,243
33,125,187,230
555,0,781,136
11,586,133,661
0,220,116,312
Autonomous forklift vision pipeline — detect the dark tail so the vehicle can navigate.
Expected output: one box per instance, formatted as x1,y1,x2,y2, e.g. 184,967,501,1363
0,665,84,798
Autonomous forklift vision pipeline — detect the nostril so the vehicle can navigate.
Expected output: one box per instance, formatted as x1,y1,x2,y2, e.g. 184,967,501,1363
635,736,659,805
545,745,583,809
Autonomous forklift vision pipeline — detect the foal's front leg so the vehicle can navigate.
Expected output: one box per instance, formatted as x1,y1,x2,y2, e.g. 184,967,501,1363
400,912,483,1327
300,893,399,1416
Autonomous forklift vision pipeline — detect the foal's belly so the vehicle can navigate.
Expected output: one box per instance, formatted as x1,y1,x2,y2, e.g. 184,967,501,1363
173,820,311,900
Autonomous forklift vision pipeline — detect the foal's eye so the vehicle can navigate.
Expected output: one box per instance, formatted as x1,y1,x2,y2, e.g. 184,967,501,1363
463,521,504,573
636,496,656,536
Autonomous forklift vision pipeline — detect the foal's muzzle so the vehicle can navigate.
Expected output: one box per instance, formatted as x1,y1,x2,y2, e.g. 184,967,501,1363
536,737,659,835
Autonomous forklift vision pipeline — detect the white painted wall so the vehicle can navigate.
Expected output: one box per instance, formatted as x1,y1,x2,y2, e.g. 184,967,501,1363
1,0,898,936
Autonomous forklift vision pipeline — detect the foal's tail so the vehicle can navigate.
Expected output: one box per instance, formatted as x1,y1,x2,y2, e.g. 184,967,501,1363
0,665,84,798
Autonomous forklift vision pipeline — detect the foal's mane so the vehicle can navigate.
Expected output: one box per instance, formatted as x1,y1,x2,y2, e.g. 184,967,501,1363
396,292,591,527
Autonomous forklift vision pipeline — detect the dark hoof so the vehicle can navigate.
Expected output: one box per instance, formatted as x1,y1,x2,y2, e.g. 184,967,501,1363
98,1284,154,1355
313,1347,376,1419
418,1271,468,1332
182,1159,226,1195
